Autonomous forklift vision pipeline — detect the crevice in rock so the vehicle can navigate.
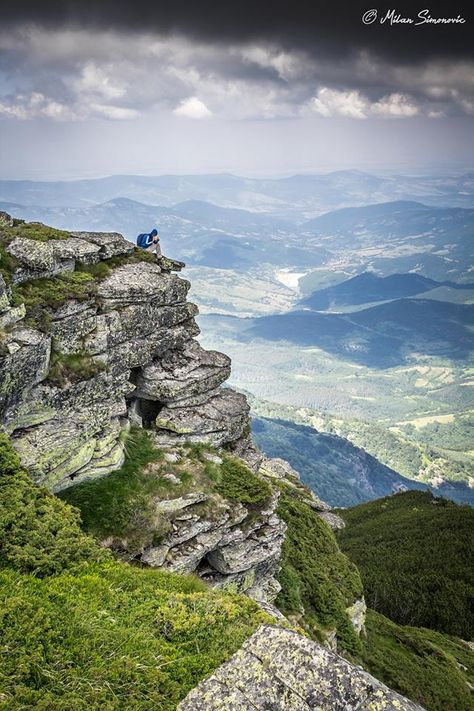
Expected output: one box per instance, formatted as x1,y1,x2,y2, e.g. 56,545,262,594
131,396,164,429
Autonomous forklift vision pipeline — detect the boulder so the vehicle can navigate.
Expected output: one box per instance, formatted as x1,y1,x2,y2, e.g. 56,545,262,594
97,263,190,309
207,519,286,574
70,231,134,259
51,237,101,264
178,625,426,711
0,210,13,227
135,340,230,402
318,511,346,530
85,302,197,354
346,598,367,636
155,388,250,446
155,492,207,512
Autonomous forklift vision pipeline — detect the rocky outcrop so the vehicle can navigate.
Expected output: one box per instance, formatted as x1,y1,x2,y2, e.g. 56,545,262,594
178,625,425,711
0,219,252,491
6,229,133,283
0,216,358,629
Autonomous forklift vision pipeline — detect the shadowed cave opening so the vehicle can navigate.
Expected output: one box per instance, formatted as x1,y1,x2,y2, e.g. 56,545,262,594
132,397,164,429
127,369,164,429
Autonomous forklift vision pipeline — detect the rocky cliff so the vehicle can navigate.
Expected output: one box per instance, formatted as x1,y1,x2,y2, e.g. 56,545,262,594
0,213,338,615
0,214,434,710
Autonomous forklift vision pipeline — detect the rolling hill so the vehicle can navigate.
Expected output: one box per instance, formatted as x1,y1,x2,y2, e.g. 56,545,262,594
300,272,442,310
337,490,474,638
214,298,474,367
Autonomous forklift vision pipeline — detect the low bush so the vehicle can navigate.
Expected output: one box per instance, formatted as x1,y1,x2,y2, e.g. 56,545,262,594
362,610,474,711
337,490,474,638
275,486,363,655
0,434,102,576
215,456,272,506
0,433,271,708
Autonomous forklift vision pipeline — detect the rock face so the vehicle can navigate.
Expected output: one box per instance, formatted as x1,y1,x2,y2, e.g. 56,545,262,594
0,217,281,604
0,222,251,491
178,625,426,711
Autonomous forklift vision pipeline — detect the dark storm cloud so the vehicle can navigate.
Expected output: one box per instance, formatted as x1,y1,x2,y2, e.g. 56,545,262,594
2,1,472,63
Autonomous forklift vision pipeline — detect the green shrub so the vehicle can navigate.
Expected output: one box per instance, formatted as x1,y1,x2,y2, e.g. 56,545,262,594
337,490,474,638
362,610,474,711
275,486,363,655
0,435,102,576
0,432,271,707
215,456,272,506
0,561,269,710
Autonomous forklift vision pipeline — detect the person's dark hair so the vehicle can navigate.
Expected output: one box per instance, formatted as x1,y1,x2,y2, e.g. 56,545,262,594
151,228,158,237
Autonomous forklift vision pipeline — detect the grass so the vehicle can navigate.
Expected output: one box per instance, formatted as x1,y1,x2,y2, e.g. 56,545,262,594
59,429,169,553
362,610,474,711
75,247,157,280
0,434,270,709
11,271,97,332
0,562,270,710
47,349,106,387
60,430,273,554
337,490,474,638
275,485,363,655
1,221,70,243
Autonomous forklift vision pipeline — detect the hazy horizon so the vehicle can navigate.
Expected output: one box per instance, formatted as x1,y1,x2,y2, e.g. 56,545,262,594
1,2,473,180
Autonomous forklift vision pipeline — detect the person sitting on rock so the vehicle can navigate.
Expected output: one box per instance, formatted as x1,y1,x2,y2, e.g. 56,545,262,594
136,228,161,258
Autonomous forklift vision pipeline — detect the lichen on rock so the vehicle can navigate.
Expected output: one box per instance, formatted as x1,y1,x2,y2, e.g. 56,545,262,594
178,624,426,711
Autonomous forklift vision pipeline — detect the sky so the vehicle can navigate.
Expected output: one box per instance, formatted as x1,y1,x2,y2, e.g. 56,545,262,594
1,1,473,178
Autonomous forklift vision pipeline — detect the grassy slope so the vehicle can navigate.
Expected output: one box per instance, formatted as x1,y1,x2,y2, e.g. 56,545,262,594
60,430,272,555
0,435,270,708
337,491,474,639
363,611,474,711
275,486,363,655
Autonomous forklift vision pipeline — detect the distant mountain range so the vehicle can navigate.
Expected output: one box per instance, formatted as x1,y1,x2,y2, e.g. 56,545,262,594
2,170,474,217
303,200,474,247
202,297,474,367
300,272,474,311
1,194,473,280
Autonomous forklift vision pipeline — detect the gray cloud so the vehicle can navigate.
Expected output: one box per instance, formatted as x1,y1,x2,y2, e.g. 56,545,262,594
1,2,473,62
1,26,474,122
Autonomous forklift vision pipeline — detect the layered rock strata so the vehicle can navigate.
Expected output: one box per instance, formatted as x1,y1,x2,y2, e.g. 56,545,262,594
0,218,362,626
0,222,251,490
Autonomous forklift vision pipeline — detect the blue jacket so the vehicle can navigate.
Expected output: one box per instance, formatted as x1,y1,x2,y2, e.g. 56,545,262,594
136,229,158,248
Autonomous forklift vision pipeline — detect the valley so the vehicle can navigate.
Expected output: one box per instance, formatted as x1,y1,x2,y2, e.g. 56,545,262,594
1,170,472,506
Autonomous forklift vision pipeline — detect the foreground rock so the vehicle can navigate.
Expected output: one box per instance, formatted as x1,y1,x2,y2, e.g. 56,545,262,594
178,625,425,711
